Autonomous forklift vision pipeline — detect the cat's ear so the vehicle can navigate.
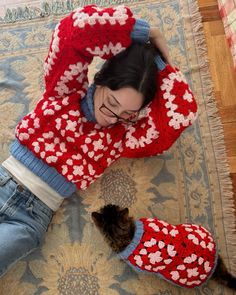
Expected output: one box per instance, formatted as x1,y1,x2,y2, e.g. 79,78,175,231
92,212,103,227
120,208,129,219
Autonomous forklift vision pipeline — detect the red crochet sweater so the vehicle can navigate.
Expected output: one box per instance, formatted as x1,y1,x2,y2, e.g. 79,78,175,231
15,5,198,190
119,218,217,288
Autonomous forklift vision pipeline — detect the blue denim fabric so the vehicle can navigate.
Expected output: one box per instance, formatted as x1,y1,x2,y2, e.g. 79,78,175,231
0,165,53,277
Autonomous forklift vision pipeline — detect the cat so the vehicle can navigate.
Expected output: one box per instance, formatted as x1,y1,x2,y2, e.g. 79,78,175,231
92,204,236,290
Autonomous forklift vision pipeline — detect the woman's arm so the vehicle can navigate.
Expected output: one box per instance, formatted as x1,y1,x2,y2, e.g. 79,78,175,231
130,19,171,64
122,65,198,158
149,27,172,65
43,5,136,99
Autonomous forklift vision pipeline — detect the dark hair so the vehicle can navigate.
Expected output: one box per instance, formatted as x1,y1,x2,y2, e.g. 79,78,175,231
94,42,158,108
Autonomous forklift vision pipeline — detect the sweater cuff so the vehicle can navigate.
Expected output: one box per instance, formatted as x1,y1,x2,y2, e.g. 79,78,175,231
131,19,150,43
155,54,167,71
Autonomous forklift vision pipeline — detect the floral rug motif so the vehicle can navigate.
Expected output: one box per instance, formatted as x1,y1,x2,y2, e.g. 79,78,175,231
0,0,235,294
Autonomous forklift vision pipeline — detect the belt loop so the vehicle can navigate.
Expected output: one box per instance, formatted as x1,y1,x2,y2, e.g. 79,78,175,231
0,167,12,186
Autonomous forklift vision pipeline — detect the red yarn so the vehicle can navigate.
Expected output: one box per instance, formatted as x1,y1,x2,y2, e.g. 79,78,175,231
15,5,198,190
128,218,217,288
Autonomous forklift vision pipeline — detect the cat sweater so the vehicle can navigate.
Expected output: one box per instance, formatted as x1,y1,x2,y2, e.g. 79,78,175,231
119,218,217,288
10,5,197,196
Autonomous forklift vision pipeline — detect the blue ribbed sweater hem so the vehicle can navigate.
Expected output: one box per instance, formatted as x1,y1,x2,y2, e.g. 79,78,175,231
10,140,76,197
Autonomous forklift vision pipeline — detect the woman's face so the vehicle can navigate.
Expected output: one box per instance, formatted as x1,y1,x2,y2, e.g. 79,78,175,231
93,86,144,127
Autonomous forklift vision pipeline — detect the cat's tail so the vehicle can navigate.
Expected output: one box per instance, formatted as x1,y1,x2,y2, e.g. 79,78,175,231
212,255,236,290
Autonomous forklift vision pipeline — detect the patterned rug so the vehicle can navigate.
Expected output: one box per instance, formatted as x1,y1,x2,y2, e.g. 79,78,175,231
0,0,235,294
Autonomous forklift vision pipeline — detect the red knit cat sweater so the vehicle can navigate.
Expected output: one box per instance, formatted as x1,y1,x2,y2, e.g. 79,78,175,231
119,218,217,288
14,5,198,191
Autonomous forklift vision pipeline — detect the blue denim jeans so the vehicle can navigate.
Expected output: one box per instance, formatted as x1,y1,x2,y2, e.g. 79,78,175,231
0,165,53,277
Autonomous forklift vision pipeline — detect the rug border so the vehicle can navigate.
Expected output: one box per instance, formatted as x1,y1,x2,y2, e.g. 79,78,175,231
187,0,236,273
0,0,145,23
1,0,235,273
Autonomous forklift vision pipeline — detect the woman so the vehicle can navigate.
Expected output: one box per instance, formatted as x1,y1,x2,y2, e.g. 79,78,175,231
0,4,197,277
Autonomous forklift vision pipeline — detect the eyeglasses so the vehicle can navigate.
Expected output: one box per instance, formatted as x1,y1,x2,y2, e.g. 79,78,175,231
99,103,139,124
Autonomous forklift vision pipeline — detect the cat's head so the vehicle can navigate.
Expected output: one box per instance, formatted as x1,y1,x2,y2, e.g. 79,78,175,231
92,204,130,229
92,204,135,252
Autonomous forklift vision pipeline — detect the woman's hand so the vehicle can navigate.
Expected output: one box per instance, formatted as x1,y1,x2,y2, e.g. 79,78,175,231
149,27,172,65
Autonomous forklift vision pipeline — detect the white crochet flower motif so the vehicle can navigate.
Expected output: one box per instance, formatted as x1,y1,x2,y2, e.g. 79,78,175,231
92,138,104,151
21,119,29,128
33,117,40,129
32,141,40,153
187,267,199,278
161,70,197,129
207,242,214,251
44,22,60,76
204,261,212,273
42,131,54,139
144,238,156,247
148,222,160,232
45,143,55,152
18,133,30,141
55,62,88,96
148,251,163,264
86,42,125,57
169,229,179,237
179,278,187,284
170,271,180,281
184,254,197,264
88,164,95,175
43,109,55,116
46,155,58,164
125,107,159,149
139,249,147,255
134,255,143,267
106,157,115,165
186,280,202,286
80,179,88,190
188,234,199,245
158,220,169,227
66,120,77,132
73,165,84,176
55,118,62,130
167,245,177,257
72,5,128,28
195,228,207,239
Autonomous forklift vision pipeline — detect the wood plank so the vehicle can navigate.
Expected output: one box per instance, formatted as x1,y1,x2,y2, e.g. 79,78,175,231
206,18,225,35
198,0,218,5
229,158,236,174
200,6,236,178
215,92,236,123
230,174,236,215
217,105,236,124
223,122,236,159
203,22,236,106
198,0,221,22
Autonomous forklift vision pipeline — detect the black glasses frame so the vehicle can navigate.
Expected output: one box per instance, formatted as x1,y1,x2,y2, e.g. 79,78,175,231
99,103,139,124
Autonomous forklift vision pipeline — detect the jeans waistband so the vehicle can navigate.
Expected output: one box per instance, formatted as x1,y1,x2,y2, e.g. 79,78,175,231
0,165,53,216
0,165,27,193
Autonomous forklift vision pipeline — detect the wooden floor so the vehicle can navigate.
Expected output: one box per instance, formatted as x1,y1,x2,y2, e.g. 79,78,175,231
198,0,236,211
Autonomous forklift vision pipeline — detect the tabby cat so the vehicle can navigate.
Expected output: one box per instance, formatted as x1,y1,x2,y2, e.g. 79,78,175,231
92,204,236,290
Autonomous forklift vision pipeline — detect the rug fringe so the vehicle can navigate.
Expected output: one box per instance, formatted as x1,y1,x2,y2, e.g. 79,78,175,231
0,0,143,23
188,0,236,273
